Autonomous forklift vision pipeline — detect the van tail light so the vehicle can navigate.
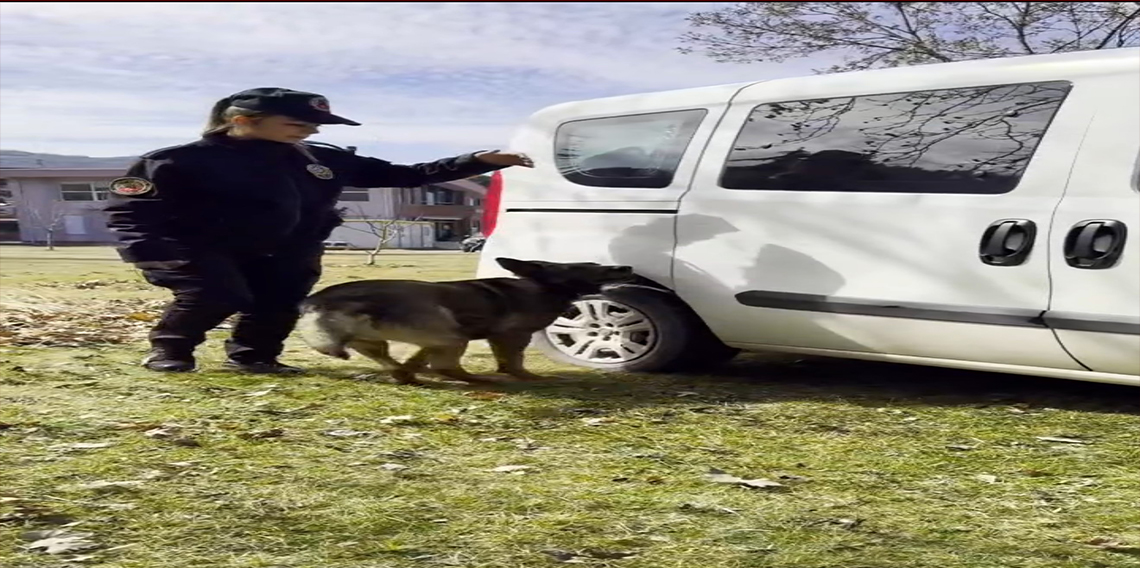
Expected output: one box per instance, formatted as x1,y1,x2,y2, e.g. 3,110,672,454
482,170,503,237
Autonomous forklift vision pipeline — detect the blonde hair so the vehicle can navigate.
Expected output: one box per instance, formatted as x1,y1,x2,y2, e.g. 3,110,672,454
202,97,320,163
202,98,270,136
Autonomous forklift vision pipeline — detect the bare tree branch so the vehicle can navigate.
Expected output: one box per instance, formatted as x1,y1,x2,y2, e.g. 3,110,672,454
17,195,66,250
340,205,424,266
679,2,1140,72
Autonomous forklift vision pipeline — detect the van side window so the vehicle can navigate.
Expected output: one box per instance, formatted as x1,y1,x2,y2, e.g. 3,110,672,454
721,81,1072,194
555,109,707,188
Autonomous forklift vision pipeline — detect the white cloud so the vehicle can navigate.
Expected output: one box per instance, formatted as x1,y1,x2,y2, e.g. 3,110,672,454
0,2,835,161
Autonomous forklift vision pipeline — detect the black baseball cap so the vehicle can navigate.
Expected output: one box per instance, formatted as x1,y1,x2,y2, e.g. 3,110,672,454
227,87,361,126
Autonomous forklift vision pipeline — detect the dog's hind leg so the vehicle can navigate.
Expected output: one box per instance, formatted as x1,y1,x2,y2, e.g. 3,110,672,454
347,340,401,370
424,342,498,383
489,332,546,380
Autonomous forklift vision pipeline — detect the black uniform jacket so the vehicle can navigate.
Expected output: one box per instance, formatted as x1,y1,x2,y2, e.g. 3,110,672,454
104,135,502,263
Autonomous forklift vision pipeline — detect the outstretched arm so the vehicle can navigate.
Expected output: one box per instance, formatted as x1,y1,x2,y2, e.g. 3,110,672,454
343,150,533,188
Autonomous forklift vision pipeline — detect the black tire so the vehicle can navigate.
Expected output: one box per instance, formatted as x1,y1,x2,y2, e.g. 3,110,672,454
533,286,737,373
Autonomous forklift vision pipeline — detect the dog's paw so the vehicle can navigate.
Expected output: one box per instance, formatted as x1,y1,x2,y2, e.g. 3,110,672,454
353,372,390,382
388,370,421,384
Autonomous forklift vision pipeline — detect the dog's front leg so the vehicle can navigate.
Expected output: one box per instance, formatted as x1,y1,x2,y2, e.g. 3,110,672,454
348,340,402,371
391,347,433,385
489,332,546,381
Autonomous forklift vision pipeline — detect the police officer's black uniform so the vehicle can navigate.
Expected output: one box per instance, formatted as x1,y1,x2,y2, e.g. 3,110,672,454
104,88,505,373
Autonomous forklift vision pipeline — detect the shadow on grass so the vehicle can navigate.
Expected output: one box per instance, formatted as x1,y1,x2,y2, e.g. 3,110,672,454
307,352,1140,416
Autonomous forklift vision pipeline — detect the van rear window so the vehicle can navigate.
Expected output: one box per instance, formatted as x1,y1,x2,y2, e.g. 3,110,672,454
721,81,1072,194
555,109,707,188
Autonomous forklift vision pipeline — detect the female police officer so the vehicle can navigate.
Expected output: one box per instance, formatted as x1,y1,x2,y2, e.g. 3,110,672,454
104,87,532,374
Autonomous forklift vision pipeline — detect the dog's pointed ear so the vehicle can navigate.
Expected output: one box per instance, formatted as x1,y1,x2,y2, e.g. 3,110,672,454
496,257,542,277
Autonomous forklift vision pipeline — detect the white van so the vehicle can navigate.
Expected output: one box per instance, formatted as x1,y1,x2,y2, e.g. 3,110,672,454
475,48,1140,388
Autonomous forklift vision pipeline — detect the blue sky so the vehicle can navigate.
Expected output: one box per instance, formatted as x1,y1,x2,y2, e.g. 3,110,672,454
0,2,835,163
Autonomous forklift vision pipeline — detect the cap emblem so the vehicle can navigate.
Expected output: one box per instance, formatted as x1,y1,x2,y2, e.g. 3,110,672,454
309,96,331,111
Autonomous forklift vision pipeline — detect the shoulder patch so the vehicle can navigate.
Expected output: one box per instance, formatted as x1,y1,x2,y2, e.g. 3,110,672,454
109,177,155,196
306,164,335,180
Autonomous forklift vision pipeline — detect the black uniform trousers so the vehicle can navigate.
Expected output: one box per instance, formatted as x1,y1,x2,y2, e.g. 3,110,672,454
139,250,322,362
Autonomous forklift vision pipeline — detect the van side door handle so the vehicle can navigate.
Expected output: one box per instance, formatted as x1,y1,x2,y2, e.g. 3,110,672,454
979,219,1036,266
1064,220,1128,270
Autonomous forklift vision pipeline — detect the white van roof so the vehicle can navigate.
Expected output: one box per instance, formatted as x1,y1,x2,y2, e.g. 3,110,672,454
532,47,1140,121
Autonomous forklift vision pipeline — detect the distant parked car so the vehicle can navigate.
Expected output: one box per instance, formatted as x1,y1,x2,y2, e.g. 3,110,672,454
461,234,485,253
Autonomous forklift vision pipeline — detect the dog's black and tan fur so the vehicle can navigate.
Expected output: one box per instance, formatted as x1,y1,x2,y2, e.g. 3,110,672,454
297,258,634,384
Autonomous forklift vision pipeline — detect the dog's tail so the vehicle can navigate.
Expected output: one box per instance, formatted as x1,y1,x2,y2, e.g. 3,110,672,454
296,306,351,359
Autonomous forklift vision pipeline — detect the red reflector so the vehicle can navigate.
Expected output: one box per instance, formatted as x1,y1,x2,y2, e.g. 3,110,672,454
482,170,503,236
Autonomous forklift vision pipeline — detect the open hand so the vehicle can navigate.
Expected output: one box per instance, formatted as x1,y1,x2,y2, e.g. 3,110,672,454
475,150,534,168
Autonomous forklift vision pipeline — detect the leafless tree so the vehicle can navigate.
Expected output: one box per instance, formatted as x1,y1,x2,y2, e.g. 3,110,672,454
18,196,67,251
338,205,423,265
679,2,1140,72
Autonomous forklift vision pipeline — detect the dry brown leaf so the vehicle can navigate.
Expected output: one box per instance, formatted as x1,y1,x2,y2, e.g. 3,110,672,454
60,442,115,450
244,385,280,397
238,428,285,440
144,427,179,439
490,465,533,474
21,529,99,555
0,501,75,525
1085,537,1140,553
464,391,507,401
379,415,415,425
75,480,144,494
679,502,740,515
513,438,550,451
1035,436,1091,445
0,292,168,347
705,468,785,490
541,549,637,563
581,417,614,426
323,429,372,438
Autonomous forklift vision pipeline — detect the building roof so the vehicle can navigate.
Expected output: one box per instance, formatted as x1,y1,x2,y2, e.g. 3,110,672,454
0,168,126,178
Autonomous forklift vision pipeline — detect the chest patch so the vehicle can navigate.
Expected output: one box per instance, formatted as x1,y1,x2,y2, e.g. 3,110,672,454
306,164,335,180
109,177,155,196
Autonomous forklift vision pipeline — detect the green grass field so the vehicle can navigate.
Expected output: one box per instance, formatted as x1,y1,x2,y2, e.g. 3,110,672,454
2,245,1138,568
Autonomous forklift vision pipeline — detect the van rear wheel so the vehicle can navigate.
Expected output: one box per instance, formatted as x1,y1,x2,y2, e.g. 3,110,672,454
534,287,736,373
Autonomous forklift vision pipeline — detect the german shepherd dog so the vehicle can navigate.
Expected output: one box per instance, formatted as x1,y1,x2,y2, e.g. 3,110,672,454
296,258,635,384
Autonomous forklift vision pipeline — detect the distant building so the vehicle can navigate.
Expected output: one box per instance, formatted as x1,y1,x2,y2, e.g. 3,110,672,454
0,167,488,249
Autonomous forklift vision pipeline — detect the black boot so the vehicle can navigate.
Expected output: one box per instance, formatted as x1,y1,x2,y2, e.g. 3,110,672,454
222,359,305,375
142,349,196,373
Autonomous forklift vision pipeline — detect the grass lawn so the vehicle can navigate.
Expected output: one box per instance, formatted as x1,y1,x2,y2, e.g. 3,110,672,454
2,245,1138,568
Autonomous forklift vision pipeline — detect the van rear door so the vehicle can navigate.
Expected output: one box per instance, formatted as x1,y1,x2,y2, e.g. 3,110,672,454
476,85,745,286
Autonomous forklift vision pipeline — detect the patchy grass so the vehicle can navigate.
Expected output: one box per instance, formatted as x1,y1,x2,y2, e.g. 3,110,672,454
2,245,1139,568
